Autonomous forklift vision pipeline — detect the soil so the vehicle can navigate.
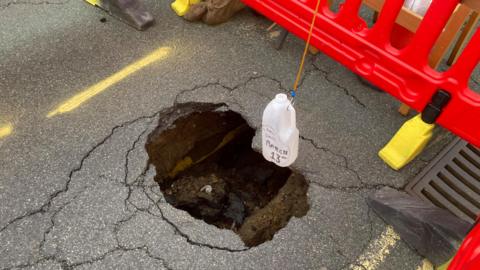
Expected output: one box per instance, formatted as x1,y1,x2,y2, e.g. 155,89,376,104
145,103,309,247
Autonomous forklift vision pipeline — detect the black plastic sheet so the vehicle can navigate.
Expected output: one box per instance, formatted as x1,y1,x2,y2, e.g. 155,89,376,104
368,187,472,265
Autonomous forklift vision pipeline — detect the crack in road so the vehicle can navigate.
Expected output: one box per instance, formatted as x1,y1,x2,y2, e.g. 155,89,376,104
0,209,45,235
173,74,290,106
312,61,367,108
328,234,353,269
4,245,173,270
1,257,69,270
142,184,251,253
67,246,174,270
123,118,157,209
300,135,401,192
39,191,84,258
328,200,377,270
295,58,320,92
2,111,187,269
0,0,68,10
0,114,165,270
346,205,376,270
9,85,255,269
300,135,363,184
1,72,381,269
124,119,155,185
345,207,376,270
0,113,159,234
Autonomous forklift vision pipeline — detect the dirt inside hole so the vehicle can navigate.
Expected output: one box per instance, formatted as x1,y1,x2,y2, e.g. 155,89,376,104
145,103,309,247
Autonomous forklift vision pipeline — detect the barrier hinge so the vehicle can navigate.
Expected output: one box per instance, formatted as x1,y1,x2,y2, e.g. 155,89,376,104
421,90,451,124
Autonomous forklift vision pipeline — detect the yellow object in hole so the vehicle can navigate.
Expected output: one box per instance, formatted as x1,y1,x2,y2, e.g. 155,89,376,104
167,124,249,178
171,0,200,16
379,114,435,170
85,0,99,5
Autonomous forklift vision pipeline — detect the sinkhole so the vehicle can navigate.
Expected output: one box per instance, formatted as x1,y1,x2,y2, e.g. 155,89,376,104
145,103,309,247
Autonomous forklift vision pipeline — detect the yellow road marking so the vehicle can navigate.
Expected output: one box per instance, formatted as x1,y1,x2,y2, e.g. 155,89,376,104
47,46,172,118
0,123,13,139
350,226,401,270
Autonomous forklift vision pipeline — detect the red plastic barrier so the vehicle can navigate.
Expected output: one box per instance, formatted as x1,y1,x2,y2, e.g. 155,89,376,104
242,0,480,147
448,222,480,270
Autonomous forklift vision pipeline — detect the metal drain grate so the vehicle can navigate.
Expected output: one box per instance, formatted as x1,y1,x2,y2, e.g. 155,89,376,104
406,138,480,224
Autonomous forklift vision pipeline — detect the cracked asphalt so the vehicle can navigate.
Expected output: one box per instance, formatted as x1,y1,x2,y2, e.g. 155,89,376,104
1,0,472,269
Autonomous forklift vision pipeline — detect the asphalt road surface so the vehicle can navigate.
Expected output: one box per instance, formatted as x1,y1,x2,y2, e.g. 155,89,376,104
1,1,472,269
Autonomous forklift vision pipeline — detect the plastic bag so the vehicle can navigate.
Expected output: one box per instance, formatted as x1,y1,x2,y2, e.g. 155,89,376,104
368,187,472,266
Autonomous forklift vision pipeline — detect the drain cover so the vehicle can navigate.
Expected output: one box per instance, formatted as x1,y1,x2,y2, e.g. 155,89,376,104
406,138,480,224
